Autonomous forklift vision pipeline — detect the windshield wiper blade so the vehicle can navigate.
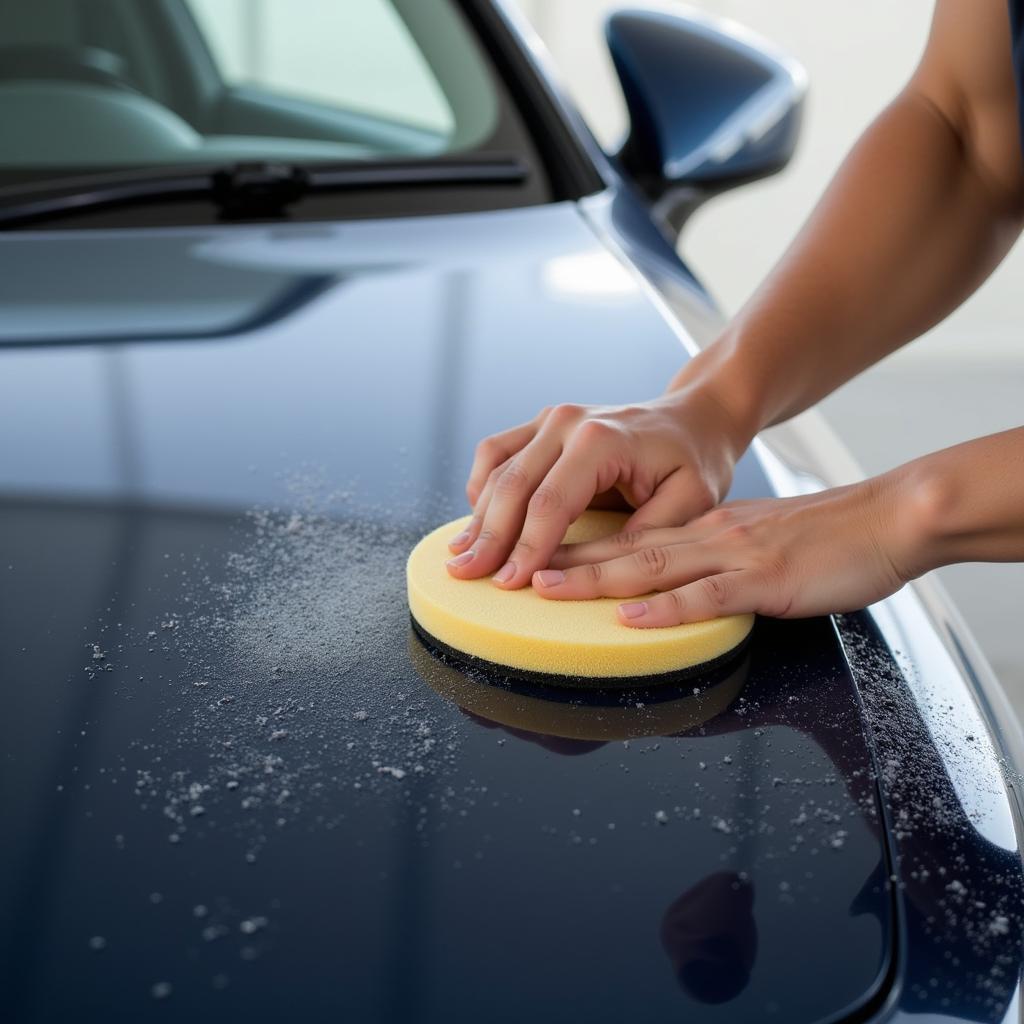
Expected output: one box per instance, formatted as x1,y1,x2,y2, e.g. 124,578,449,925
0,156,530,229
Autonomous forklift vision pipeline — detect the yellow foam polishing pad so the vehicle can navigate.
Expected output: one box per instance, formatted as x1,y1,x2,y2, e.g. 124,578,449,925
406,511,754,681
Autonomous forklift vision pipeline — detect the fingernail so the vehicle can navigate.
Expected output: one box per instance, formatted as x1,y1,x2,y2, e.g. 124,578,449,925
619,601,648,619
534,569,565,588
447,550,475,568
449,530,471,548
493,561,516,584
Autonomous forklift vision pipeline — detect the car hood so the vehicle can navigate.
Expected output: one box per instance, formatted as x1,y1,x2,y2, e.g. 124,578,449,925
0,204,896,1022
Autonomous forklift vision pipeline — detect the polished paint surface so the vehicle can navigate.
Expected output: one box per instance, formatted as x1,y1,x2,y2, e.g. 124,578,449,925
0,205,893,1023
0,197,1021,1024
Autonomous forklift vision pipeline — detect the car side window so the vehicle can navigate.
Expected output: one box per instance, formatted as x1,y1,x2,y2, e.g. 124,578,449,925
184,0,455,135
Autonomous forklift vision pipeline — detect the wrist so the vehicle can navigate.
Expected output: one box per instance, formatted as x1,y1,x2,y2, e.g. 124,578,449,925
665,341,765,457
875,459,958,582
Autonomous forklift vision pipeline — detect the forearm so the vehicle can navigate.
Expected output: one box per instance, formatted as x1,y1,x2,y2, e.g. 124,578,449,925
892,427,1024,576
670,88,1022,444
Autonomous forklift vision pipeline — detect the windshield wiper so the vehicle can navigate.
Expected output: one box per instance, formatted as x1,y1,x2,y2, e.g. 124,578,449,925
0,156,530,229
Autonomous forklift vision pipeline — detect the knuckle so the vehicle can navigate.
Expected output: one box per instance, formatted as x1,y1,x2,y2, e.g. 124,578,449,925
700,575,732,609
633,544,671,580
527,483,564,517
512,536,537,555
583,561,603,585
703,506,735,529
722,522,752,545
475,435,499,460
614,530,644,553
662,588,687,620
549,402,583,427
494,461,529,497
576,418,616,445
477,527,499,546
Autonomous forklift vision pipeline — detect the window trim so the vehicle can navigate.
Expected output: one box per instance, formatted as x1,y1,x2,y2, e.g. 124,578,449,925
455,0,608,200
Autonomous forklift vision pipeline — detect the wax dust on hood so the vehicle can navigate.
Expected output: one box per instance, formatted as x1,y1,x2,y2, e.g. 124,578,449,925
837,614,1024,1019
75,476,1024,1017
125,475,468,862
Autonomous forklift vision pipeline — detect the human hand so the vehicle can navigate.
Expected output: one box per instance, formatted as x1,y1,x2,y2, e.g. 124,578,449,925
446,386,752,589
529,475,917,625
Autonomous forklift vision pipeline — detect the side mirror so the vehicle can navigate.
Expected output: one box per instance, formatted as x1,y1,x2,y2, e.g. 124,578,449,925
606,6,806,230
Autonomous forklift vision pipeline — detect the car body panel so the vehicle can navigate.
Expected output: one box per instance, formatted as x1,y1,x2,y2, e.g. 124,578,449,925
0,0,1021,1019
0,202,715,507
0,203,904,1022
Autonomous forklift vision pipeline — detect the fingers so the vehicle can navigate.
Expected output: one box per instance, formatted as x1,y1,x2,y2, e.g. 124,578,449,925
547,528,684,571
617,571,765,627
446,430,564,579
548,515,724,570
537,469,719,571
488,465,594,587
533,541,724,600
623,467,714,532
464,420,540,509
452,409,564,557
488,422,624,588
448,457,506,554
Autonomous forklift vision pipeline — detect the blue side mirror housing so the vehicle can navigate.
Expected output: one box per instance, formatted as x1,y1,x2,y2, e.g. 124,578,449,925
606,7,807,229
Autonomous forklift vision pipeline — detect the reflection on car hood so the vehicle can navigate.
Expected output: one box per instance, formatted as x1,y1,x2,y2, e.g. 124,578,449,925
0,204,1013,1022
0,203,739,512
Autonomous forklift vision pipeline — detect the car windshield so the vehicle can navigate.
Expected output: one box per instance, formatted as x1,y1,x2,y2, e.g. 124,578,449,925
0,0,501,176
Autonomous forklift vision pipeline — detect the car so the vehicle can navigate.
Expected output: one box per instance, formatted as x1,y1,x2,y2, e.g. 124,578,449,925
0,1,1021,1022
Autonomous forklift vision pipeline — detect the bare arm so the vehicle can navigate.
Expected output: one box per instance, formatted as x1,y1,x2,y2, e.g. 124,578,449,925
449,0,1024,594
679,0,1024,439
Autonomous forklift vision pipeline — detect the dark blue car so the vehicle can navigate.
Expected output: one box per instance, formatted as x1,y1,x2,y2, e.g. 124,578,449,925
1,2,1022,1021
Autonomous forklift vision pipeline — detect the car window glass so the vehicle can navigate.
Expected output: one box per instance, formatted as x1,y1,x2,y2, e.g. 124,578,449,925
0,0,499,170
186,0,455,136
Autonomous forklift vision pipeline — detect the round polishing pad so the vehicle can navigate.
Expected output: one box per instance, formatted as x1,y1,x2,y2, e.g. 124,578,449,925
406,511,754,683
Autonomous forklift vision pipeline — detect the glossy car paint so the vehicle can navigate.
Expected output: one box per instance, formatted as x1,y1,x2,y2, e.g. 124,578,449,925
0,205,891,1021
0,5,1022,1024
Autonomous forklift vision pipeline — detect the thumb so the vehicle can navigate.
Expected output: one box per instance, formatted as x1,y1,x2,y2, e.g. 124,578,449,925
623,469,715,532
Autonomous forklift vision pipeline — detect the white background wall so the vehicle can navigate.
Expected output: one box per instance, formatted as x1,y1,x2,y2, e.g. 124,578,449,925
515,0,1024,705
